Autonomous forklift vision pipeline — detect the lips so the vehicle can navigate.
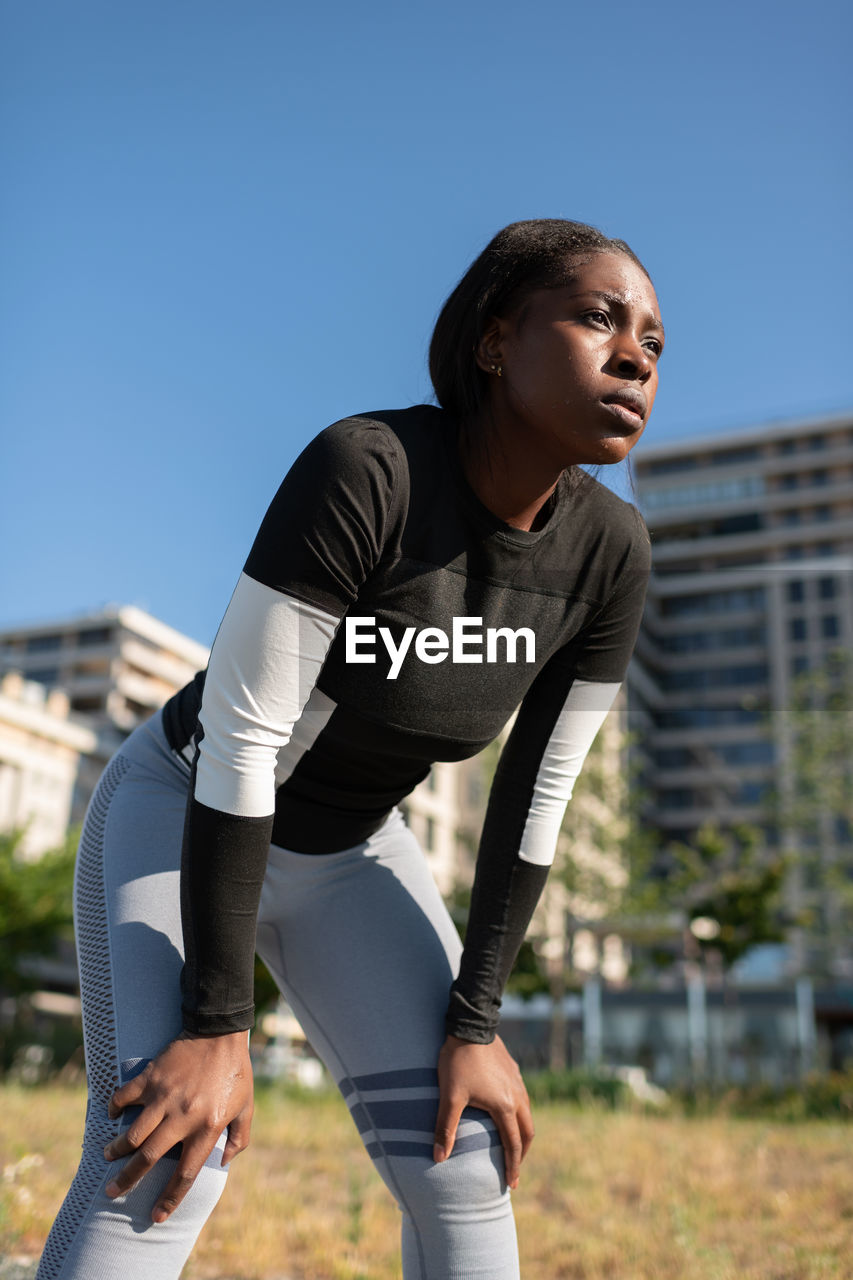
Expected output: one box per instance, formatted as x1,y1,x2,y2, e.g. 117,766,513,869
601,388,647,422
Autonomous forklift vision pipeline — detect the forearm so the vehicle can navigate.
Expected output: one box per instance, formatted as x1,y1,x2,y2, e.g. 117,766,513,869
180,797,273,1034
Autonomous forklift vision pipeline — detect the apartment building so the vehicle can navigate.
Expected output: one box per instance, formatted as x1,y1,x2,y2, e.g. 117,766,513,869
0,605,211,819
0,605,480,891
0,672,97,857
630,411,853,977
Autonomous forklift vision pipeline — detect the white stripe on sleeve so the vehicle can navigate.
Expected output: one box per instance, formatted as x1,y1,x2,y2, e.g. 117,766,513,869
518,679,621,867
194,572,339,817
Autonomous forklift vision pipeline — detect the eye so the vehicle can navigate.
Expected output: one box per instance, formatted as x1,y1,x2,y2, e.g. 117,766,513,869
583,309,611,327
642,337,663,359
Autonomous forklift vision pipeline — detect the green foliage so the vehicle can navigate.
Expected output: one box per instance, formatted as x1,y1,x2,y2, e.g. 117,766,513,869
526,1066,629,1108
0,828,77,997
253,954,281,1017
774,651,853,955
665,823,789,967
780,649,853,833
671,1070,853,1121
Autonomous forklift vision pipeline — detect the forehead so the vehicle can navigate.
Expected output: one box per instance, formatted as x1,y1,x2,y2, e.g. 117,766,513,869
562,253,661,316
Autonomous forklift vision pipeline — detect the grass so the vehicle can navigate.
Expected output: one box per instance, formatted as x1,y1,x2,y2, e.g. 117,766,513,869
2,1080,852,1278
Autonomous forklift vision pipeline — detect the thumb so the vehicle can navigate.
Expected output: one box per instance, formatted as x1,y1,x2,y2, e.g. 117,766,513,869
433,1093,465,1164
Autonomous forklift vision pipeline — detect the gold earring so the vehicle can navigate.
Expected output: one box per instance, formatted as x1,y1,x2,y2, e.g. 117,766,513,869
490,363,503,377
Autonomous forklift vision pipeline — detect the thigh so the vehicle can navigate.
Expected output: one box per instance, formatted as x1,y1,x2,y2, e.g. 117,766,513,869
38,717,228,1280
256,807,462,1081
255,811,519,1280
75,716,191,1100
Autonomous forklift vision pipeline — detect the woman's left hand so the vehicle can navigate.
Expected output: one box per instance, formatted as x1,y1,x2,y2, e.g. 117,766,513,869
433,1033,534,1190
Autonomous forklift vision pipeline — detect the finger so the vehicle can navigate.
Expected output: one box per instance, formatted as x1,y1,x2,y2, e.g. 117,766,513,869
104,1124,182,1198
433,1094,466,1163
494,1110,524,1189
103,1107,165,1162
108,1075,148,1119
222,1108,253,1166
152,1139,214,1223
518,1105,535,1162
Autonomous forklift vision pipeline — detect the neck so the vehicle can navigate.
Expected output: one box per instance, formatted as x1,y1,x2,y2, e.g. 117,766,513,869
458,412,565,533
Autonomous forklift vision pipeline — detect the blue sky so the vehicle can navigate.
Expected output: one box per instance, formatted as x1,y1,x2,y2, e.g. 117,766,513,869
2,0,851,647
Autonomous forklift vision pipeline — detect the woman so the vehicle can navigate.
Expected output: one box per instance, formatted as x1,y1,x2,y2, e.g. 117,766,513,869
38,218,663,1279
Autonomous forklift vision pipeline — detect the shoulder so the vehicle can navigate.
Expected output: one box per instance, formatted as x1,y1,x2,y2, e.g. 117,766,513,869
568,470,651,573
299,404,447,488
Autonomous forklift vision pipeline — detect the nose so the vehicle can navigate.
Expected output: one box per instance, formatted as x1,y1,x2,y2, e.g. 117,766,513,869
608,336,653,382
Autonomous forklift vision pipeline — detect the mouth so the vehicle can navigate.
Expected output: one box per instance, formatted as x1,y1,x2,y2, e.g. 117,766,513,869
601,389,647,429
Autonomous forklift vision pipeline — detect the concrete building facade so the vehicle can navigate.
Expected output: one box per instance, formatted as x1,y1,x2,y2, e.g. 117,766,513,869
631,411,853,978
0,605,211,821
0,672,97,858
0,606,483,893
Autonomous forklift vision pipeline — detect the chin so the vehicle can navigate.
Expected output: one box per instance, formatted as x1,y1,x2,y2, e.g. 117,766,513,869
589,439,635,466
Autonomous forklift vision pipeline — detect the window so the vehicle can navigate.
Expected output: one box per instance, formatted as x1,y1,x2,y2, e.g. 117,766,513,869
655,704,762,729
781,509,801,525
818,577,837,600
659,788,696,810
787,581,805,604
815,506,832,522
660,586,764,618
78,627,112,647
821,615,840,639
25,634,62,653
778,439,796,455
642,474,765,512
809,435,826,451
789,618,808,642
645,457,699,477
710,447,761,467
71,695,104,712
27,667,60,685
719,741,775,765
780,473,799,490
791,656,810,678
738,782,767,805
713,513,763,535
662,664,768,692
658,624,766,654
654,748,691,769
811,470,829,487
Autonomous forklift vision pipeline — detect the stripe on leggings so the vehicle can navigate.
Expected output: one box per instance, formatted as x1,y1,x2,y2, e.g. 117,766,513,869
342,1069,500,1161
339,1066,439,1097
365,1130,502,1161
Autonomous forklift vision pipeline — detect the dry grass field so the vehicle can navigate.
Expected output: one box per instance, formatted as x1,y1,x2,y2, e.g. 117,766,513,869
1,1081,852,1279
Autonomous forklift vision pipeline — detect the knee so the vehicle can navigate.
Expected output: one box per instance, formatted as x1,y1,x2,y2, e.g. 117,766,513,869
382,1121,510,1226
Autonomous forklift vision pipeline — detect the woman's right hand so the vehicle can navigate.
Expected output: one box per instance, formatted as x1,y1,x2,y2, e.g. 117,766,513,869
103,1029,254,1223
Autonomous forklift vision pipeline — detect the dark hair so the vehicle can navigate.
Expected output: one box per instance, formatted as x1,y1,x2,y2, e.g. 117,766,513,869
429,219,650,422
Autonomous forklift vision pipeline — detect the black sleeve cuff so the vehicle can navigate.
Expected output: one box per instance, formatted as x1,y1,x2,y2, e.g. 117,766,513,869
180,796,273,1034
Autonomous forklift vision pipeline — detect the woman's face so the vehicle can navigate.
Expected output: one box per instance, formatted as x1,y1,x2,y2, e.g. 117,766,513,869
480,252,664,469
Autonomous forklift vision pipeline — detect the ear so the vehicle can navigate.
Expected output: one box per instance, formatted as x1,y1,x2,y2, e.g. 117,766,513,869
473,314,508,375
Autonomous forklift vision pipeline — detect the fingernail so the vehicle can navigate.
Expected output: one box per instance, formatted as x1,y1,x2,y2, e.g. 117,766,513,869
152,1209,167,1224
433,1144,445,1163
105,1181,120,1198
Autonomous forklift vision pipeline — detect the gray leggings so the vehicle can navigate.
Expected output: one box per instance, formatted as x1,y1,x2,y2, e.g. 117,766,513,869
37,712,520,1279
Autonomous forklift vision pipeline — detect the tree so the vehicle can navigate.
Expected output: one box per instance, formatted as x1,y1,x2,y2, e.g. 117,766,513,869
657,823,789,970
774,649,853,977
0,828,77,998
